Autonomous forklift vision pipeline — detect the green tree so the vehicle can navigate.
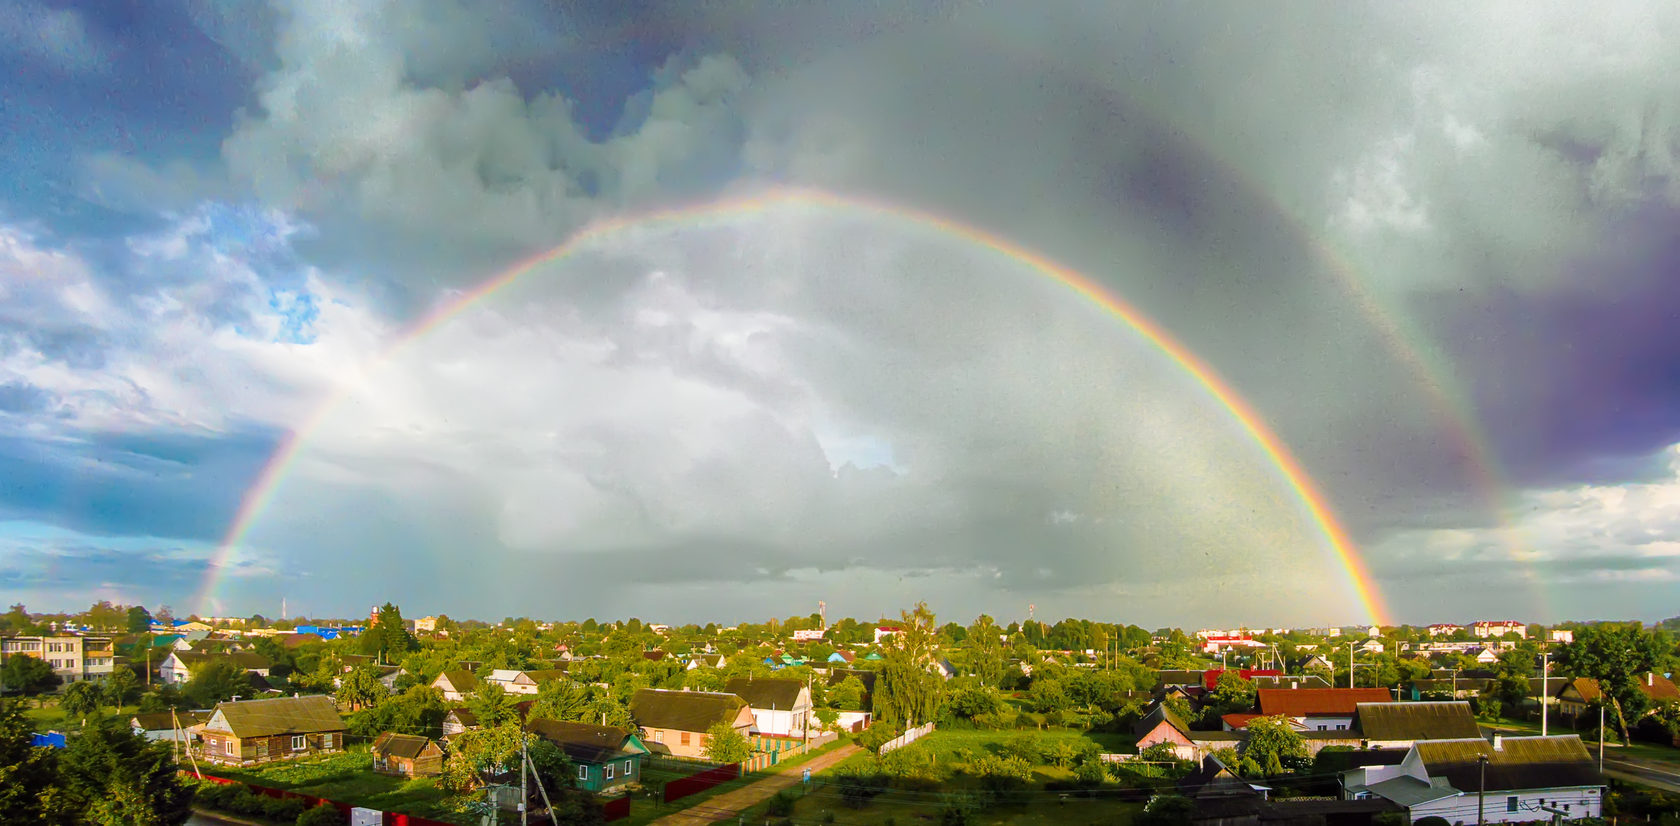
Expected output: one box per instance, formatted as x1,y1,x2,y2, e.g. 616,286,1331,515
702,721,752,763
466,682,521,729
874,602,944,727
56,717,193,824
3,653,63,703
828,676,867,711
337,665,389,711
62,680,103,721
360,603,419,664
1243,715,1308,775
105,667,139,709
1556,623,1673,743
0,698,60,821
126,605,153,634
531,679,592,723
182,660,251,708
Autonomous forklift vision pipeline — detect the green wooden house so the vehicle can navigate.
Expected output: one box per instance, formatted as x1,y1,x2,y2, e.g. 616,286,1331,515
526,719,650,793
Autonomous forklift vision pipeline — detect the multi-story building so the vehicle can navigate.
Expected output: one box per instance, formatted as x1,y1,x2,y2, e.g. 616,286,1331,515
1,635,116,683
1472,621,1527,639
1427,624,1464,637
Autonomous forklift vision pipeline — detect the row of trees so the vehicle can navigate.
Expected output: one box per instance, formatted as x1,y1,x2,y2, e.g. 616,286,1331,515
0,699,193,824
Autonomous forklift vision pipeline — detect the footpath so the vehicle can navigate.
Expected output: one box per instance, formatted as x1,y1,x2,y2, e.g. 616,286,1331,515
650,744,862,825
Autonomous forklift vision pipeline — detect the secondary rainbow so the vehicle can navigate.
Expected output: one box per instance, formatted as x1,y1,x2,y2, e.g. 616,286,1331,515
196,187,1391,623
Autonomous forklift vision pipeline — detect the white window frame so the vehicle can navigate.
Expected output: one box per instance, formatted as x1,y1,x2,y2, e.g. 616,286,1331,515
292,735,307,751
624,759,633,775
606,764,615,780
225,739,236,756
577,765,588,780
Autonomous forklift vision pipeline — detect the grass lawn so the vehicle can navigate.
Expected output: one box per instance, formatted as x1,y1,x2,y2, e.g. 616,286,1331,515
768,784,1143,826
199,748,470,824
620,736,856,826
834,727,1135,774
25,699,142,731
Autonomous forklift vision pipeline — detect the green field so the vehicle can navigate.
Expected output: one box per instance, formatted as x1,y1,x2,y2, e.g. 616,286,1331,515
619,735,856,826
25,699,141,731
832,727,1135,775
196,748,469,824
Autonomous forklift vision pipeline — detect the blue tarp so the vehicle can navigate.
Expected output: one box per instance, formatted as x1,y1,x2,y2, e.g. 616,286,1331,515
32,732,66,749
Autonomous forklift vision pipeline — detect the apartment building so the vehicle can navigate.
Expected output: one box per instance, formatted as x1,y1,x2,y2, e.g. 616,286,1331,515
1,635,116,683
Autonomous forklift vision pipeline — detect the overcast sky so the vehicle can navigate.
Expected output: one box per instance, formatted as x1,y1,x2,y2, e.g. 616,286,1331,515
3,1,1679,627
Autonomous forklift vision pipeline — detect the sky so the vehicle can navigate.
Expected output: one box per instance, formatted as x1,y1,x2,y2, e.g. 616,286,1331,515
3,1,1680,628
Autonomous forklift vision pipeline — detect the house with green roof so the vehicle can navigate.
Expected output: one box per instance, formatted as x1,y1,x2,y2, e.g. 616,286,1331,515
527,719,650,792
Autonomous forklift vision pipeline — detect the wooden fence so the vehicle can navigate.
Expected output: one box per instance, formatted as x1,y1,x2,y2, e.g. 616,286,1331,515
602,795,631,821
661,761,742,803
877,722,935,754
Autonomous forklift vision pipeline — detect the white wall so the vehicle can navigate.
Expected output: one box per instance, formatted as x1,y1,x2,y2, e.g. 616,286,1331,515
1409,787,1599,824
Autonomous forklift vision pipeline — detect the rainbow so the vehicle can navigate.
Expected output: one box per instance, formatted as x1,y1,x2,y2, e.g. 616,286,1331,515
195,187,1391,623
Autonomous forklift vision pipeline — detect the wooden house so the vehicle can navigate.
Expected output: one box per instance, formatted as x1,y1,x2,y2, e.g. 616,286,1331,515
371,732,444,777
629,688,754,760
526,719,650,792
198,695,346,766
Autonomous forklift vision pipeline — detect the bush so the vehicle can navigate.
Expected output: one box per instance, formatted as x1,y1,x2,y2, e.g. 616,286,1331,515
263,795,309,820
767,790,797,817
856,723,901,753
297,803,347,826
1001,731,1052,764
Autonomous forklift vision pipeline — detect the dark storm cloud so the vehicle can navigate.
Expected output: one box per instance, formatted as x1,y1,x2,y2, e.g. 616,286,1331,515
0,426,282,541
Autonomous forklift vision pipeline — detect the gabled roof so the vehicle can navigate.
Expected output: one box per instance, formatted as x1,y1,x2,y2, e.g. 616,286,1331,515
434,669,481,692
1363,776,1461,807
170,650,272,672
725,678,805,710
1256,688,1391,717
1133,701,1192,739
630,688,748,733
1355,701,1480,741
1563,674,1679,703
371,732,438,760
526,719,644,765
280,633,324,648
1156,669,1203,687
209,695,345,738
1415,735,1602,792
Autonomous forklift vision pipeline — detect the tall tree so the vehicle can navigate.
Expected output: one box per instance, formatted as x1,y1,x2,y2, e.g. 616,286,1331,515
360,603,419,664
105,667,140,709
338,665,389,712
874,602,944,727
182,660,252,708
466,683,522,729
964,614,1006,688
702,721,752,763
531,679,592,723
0,698,60,821
127,605,154,634
1242,715,1309,776
62,680,104,721
1556,623,1673,743
3,654,63,703
55,717,193,825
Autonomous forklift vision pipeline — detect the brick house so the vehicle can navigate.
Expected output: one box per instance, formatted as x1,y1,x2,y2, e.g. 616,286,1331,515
199,695,347,766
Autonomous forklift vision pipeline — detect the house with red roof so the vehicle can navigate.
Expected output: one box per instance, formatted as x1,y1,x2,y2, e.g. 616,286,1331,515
1257,688,1393,732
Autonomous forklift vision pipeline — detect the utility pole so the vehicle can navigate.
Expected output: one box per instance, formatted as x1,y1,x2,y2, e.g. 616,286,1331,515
1541,652,1549,737
1598,705,1605,773
520,733,529,826
1477,754,1488,826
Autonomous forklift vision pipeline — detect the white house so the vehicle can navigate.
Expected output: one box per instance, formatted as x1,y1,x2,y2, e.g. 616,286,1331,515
158,651,272,685
431,669,480,703
724,677,813,737
1344,735,1602,824
1472,621,1527,639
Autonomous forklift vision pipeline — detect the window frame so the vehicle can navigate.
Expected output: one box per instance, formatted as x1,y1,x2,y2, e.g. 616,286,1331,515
625,759,633,774
577,765,588,780
606,764,615,780
291,735,307,751
1507,797,1519,813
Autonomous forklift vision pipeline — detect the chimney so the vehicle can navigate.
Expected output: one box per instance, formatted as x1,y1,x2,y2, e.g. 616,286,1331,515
1493,733,1503,752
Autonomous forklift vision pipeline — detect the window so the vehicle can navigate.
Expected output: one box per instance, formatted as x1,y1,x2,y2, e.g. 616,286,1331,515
1507,797,1519,813
681,731,690,745
606,764,615,780
1336,724,1347,730
292,735,306,751
1318,725,1327,731
224,739,236,756
322,733,333,748
652,730,663,742
577,765,588,780
625,760,633,775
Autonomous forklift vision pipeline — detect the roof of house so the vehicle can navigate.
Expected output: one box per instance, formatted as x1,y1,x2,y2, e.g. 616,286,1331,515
1355,701,1481,741
445,699,536,729
280,633,325,648
1133,701,1192,738
131,710,210,731
725,678,805,710
209,695,345,738
630,688,748,732
434,669,480,692
1201,669,1281,690
1156,669,1203,687
1222,713,1306,730
1362,776,1462,807
170,650,272,672
371,732,438,760
1564,674,1679,703
1250,675,1332,690
526,719,641,765
1256,688,1392,717
1416,736,1602,792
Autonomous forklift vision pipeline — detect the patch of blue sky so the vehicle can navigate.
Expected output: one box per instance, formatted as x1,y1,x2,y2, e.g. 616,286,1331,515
268,287,320,344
